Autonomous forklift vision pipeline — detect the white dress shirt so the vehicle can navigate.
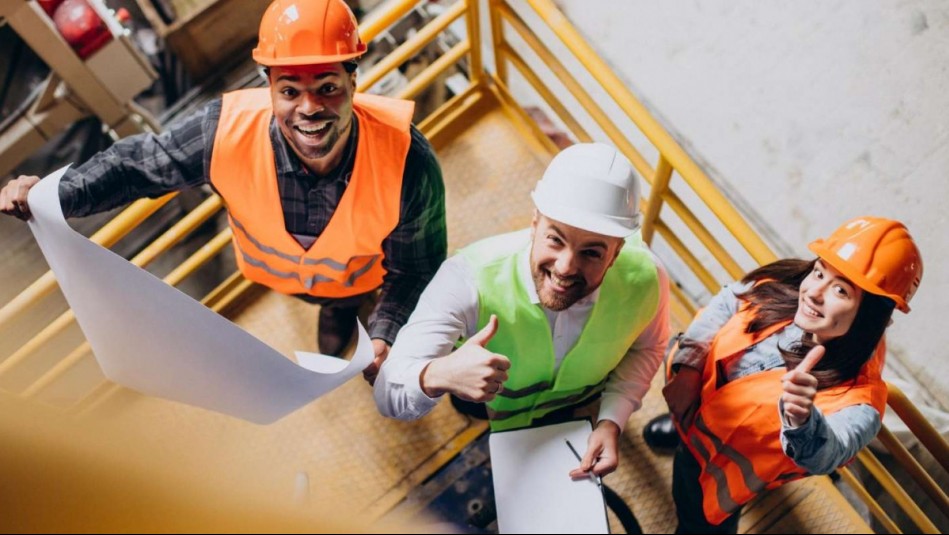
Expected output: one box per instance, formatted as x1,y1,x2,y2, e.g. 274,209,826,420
373,230,670,431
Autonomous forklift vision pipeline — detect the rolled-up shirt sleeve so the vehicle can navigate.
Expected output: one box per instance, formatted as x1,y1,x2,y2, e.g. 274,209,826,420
780,402,881,475
373,255,478,420
598,260,671,431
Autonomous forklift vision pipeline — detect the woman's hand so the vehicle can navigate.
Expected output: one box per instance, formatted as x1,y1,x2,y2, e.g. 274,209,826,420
662,365,702,429
781,345,825,427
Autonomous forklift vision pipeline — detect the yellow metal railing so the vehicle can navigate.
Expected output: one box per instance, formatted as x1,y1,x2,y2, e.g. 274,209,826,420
483,1,947,532
1,0,946,532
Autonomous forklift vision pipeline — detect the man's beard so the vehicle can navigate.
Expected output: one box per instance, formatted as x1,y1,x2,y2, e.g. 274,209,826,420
531,263,588,311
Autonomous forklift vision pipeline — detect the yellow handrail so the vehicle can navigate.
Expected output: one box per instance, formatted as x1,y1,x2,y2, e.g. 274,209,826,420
501,43,592,144
887,383,949,473
0,195,223,377
839,466,902,534
358,0,420,42
359,0,467,91
0,194,175,331
398,39,470,101
857,449,940,533
496,3,652,181
523,0,776,266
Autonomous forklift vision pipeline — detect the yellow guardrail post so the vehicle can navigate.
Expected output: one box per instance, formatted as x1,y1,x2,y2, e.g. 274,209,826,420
642,156,673,245
465,0,484,85
487,0,508,84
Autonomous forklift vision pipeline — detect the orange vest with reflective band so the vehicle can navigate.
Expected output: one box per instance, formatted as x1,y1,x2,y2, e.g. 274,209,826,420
210,89,414,298
677,305,886,525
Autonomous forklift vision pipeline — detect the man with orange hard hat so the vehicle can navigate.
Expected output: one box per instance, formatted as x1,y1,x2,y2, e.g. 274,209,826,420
0,0,447,383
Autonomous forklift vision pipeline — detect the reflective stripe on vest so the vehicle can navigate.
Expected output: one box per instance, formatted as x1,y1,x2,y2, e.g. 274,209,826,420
459,230,661,432
678,305,887,525
210,88,413,298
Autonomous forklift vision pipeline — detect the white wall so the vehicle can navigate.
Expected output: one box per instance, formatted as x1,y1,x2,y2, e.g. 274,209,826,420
551,0,948,405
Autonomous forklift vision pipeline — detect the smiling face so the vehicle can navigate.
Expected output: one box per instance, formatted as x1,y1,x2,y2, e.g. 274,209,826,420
794,259,864,343
529,212,624,311
268,63,356,175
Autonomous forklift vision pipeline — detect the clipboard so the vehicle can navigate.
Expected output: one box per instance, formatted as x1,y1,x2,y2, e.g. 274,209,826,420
489,419,609,533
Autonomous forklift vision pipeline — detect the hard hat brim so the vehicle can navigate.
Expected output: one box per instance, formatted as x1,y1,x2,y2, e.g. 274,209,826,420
532,191,638,238
808,241,910,313
252,45,366,67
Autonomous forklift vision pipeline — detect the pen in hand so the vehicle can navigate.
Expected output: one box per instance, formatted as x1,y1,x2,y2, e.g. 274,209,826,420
565,438,603,488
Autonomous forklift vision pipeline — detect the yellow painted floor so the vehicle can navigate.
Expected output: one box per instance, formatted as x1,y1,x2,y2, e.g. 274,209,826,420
0,88,871,533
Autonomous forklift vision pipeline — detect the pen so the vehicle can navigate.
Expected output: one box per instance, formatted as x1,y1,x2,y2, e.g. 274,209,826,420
565,438,603,488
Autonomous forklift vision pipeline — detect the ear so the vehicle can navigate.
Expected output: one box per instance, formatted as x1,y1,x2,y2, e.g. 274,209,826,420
531,209,540,232
349,69,358,91
607,238,624,268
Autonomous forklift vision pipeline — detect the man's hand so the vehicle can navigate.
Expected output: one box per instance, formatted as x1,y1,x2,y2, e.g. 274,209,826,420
362,339,390,385
0,175,41,221
781,345,825,428
662,365,702,430
569,420,620,478
419,314,510,401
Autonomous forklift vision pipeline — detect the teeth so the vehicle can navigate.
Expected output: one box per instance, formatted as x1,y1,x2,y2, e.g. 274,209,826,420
803,303,822,318
297,121,332,135
549,273,576,288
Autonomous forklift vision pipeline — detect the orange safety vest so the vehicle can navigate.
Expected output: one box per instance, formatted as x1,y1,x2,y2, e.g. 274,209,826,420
209,88,414,298
676,305,886,525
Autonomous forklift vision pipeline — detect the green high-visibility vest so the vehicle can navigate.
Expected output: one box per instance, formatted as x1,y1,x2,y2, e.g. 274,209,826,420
460,231,660,431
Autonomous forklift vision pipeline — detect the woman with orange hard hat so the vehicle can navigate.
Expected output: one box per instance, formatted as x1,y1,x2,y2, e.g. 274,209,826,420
658,216,923,533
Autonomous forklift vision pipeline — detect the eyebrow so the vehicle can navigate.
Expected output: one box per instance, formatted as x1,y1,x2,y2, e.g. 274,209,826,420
548,223,609,250
816,259,856,288
275,71,341,83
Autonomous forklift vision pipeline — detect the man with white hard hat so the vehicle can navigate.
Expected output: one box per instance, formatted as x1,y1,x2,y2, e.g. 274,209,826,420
375,143,670,478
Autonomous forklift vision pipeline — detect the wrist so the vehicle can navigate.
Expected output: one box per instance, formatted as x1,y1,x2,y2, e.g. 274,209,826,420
596,419,621,437
419,360,446,398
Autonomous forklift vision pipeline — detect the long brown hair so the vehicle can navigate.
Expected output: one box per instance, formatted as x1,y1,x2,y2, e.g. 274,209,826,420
737,259,896,389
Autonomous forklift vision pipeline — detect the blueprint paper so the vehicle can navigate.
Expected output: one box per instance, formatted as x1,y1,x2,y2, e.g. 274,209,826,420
27,166,372,424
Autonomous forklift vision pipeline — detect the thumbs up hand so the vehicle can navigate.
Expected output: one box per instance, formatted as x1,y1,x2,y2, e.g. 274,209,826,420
420,315,511,402
781,345,825,428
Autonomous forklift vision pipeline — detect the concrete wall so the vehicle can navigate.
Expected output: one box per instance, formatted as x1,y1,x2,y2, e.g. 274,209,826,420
549,0,948,405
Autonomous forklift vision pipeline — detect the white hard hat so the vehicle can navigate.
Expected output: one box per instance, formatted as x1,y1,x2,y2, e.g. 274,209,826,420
531,143,641,238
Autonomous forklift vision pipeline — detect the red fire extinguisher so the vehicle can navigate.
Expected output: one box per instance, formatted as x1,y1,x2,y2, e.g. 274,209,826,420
51,0,129,60
38,0,64,17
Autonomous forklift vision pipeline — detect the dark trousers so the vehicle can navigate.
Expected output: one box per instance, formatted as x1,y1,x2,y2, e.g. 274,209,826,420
672,445,741,534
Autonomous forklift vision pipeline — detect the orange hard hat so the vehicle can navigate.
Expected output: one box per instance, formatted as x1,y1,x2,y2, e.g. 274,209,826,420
808,216,923,313
252,0,367,67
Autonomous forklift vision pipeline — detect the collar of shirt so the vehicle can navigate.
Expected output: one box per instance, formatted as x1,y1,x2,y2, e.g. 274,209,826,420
269,114,360,184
